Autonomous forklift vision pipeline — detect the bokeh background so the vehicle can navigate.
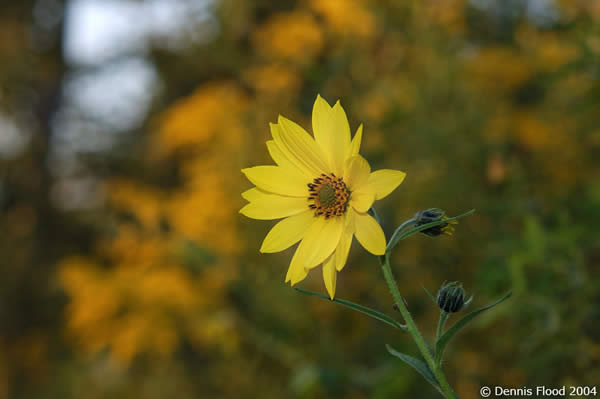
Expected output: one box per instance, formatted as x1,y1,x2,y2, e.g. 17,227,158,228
1,0,599,398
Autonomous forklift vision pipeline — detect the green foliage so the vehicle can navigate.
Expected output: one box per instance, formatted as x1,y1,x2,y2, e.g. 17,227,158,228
435,291,513,364
386,344,441,393
295,288,408,331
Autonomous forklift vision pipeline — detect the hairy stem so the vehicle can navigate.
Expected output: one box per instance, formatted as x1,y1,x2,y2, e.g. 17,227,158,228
436,311,449,343
380,253,458,399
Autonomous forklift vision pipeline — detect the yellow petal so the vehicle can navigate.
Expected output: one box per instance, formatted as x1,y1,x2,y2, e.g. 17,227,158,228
268,124,315,179
347,123,363,158
335,215,354,271
275,116,329,177
241,187,260,202
286,215,344,285
312,94,333,135
322,254,337,299
260,211,314,253
240,188,309,220
266,139,293,169
367,169,407,200
312,95,350,175
285,249,309,284
343,155,371,191
269,123,311,178
241,166,308,197
349,189,375,213
353,209,386,255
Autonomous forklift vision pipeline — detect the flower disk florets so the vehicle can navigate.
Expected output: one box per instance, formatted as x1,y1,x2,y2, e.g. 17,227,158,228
308,173,350,218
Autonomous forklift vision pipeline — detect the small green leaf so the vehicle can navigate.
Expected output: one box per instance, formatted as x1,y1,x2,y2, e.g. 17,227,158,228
464,295,473,308
386,344,440,392
421,284,437,306
435,291,512,363
295,288,407,331
387,209,476,252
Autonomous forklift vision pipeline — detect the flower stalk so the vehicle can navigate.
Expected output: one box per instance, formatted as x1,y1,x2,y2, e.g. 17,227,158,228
379,252,458,399
295,206,510,397
436,311,449,343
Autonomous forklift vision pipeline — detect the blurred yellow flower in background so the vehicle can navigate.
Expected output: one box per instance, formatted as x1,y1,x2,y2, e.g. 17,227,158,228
307,0,376,38
465,47,533,93
240,95,406,299
242,63,301,95
253,11,323,61
57,82,246,365
153,82,247,157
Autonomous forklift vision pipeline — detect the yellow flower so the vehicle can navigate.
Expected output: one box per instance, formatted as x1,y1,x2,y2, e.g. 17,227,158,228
240,95,406,299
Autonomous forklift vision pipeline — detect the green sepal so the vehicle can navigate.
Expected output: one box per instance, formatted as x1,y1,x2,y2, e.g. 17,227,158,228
386,344,441,393
464,295,473,308
435,291,512,363
387,209,476,252
295,288,407,332
421,284,437,305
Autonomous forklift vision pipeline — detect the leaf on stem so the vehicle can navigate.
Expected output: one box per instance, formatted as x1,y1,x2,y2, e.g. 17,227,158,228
295,288,407,331
435,291,512,363
386,344,441,392
421,284,437,305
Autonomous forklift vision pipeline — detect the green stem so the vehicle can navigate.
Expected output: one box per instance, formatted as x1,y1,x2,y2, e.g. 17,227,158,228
436,311,449,343
386,218,416,252
380,253,458,399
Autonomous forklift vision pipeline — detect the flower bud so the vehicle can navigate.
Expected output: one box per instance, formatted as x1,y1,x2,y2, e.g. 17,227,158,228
414,208,458,237
436,282,467,313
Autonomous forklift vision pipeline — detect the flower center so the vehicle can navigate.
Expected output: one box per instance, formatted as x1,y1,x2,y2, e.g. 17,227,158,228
307,173,350,218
